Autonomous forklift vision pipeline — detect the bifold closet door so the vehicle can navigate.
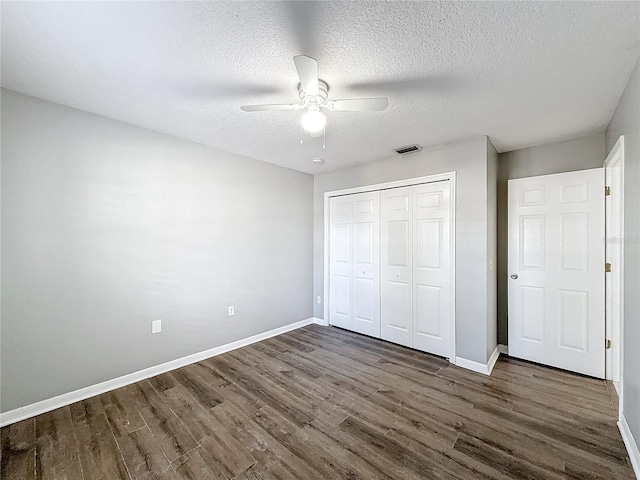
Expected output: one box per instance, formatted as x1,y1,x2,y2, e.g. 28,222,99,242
329,195,352,330
411,182,452,358
380,186,413,347
329,191,380,337
381,181,452,357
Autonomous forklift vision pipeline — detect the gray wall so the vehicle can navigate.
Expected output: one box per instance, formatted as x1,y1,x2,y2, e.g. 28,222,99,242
605,57,640,455
0,89,314,412
314,137,494,364
496,132,606,345
486,140,498,359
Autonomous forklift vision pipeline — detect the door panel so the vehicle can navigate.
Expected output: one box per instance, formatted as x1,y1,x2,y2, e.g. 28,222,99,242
386,281,412,331
387,221,410,266
412,182,451,357
520,215,545,269
417,219,442,268
332,275,351,315
333,224,351,263
355,222,373,264
558,289,588,351
351,191,380,337
508,168,605,378
520,285,545,342
381,187,413,347
329,196,352,329
415,285,441,337
355,277,374,321
329,192,381,336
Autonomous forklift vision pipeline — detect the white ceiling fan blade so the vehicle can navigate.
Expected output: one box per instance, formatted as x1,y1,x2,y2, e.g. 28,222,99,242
293,55,319,96
240,103,302,112
326,98,389,112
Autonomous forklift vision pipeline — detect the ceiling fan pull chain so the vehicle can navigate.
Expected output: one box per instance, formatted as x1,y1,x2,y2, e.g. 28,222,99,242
300,123,303,144
323,127,326,149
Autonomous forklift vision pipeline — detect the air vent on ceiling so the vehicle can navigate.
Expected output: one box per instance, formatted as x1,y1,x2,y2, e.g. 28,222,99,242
394,144,423,155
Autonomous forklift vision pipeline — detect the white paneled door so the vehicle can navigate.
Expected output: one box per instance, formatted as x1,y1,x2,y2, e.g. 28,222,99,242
412,182,452,357
329,195,352,330
508,169,605,378
381,181,452,357
329,192,381,337
352,192,381,337
381,186,413,347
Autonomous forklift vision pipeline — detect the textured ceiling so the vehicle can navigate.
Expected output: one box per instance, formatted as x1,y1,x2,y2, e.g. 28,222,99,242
2,1,639,174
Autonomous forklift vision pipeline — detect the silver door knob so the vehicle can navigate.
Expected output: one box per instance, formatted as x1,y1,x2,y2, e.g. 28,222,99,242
510,274,518,279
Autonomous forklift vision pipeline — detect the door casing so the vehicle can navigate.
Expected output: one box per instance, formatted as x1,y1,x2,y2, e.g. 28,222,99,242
604,136,625,411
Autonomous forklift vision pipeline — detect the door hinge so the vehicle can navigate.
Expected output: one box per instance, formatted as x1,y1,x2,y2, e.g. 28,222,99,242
605,262,612,273
605,186,611,196
606,339,612,349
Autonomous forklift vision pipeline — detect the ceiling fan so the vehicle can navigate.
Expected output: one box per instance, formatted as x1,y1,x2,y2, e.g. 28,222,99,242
240,55,389,136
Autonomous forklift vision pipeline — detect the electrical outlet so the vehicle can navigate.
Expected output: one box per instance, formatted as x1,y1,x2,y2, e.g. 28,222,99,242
317,296,322,304
228,306,235,316
152,319,161,334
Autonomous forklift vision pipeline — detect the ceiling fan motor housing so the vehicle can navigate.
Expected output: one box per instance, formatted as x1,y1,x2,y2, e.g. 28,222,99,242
299,80,329,107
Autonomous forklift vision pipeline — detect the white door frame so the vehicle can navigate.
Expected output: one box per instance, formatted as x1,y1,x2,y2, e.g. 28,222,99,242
323,172,457,361
604,136,625,410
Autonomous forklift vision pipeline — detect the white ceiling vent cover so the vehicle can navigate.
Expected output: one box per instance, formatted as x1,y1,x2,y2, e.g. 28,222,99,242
394,144,423,155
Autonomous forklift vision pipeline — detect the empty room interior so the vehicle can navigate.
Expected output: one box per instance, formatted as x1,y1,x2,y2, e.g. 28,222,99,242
1,1,640,479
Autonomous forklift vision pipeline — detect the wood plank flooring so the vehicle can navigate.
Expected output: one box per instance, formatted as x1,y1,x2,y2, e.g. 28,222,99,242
1,324,635,479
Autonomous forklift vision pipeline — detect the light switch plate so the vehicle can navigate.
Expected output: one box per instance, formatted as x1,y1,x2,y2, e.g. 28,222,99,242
228,306,235,316
152,319,161,334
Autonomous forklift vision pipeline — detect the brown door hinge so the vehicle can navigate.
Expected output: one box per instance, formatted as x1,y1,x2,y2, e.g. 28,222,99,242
606,339,612,349
605,263,612,273
605,186,611,196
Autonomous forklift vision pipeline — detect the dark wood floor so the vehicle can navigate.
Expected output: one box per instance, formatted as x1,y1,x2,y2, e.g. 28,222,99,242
1,324,635,479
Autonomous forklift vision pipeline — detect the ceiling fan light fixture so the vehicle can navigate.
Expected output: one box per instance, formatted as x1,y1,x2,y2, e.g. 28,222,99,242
301,108,326,133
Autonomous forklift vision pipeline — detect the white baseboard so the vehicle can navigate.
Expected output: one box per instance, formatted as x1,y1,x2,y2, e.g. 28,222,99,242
498,344,509,355
619,414,640,479
0,317,314,427
456,345,501,376
313,316,329,326
486,345,500,375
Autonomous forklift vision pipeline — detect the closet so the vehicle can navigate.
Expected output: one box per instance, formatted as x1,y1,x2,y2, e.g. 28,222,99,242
328,179,452,358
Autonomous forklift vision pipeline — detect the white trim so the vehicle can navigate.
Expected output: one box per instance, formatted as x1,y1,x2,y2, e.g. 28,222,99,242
486,345,500,374
604,136,625,419
323,172,457,362
0,318,314,427
323,186,331,326
313,316,329,326
619,414,640,479
449,175,457,363
324,173,455,198
455,346,500,376
498,344,509,355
